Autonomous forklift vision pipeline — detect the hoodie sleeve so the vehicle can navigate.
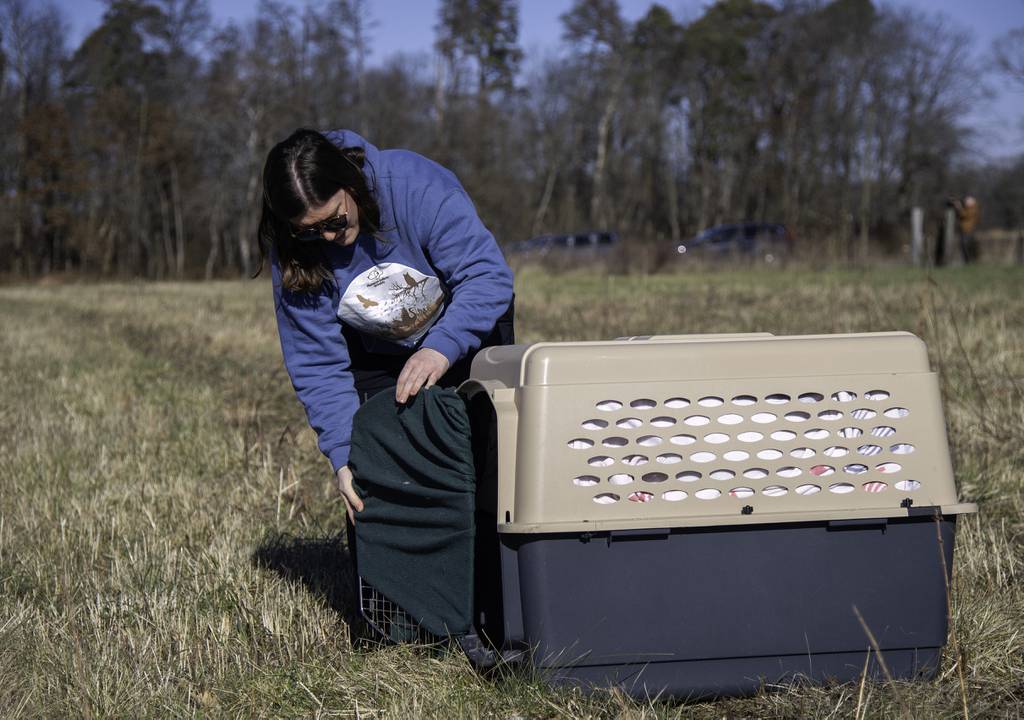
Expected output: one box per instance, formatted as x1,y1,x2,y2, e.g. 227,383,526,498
271,250,357,472
412,175,514,365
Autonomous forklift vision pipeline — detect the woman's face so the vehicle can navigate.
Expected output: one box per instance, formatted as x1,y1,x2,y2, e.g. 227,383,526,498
295,187,360,246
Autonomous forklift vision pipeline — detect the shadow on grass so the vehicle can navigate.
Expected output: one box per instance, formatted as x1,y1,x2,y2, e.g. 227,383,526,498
251,530,359,631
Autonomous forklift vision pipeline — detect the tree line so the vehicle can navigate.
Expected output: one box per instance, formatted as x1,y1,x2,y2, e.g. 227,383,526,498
1,0,1021,279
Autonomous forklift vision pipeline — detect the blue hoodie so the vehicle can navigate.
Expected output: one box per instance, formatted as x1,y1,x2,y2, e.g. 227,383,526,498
271,129,514,472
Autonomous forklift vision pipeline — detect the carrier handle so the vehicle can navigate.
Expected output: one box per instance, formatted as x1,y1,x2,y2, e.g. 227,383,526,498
827,518,888,532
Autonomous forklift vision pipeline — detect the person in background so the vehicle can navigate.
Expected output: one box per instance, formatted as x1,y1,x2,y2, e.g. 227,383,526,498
254,128,515,525
951,195,980,263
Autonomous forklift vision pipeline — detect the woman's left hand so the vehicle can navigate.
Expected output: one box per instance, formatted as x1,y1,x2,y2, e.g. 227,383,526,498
396,348,450,404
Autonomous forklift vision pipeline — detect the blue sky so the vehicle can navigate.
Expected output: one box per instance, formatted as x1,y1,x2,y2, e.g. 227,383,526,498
54,0,1024,159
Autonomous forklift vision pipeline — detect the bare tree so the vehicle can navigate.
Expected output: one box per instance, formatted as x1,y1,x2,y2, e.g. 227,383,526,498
993,28,1024,85
0,0,67,276
561,0,627,230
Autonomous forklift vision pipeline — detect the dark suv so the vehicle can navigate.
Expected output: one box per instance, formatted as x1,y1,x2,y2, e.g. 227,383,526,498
676,223,792,262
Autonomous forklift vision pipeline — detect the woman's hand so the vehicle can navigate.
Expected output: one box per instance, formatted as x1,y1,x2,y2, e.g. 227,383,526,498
396,348,450,404
336,465,363,523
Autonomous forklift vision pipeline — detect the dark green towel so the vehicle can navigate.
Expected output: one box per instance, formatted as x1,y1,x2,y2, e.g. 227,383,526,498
349,386,476,638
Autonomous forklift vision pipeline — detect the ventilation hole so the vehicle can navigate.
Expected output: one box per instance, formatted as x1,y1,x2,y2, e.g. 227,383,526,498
582,419,609,430
757,448,784,460
857,444,882,456
704,432,730,444
717,413,744,425
677,471,702,482
729,487,755,498
738,431,764,443
743,468,768,480
622,454,649,466
664,397,690,409
838,427,862,439
863,481,888,493
804,428,829,440
871,426,896,438
684,415,711,426
642,472,669,483
596,400,622,412
710,469,736,481
603,436,629,447
656,453,683,465
608,473,635,486
763,485,788,497
891,443,915,455
695,488,721,500
752,412,777,424
650,416,676,428
777,466,802,478
796,483,821,495
670,434,696,445
895,479,922,491
616,417,642,429
876,462,902,474
771,430,797,441
884,407,910,419
824,446,849,458
593,493,619,504
662,489,687,501
724,450,750,462
698,396,724,408
865,390,891,401
573,475,600,487
765,394,790,404
790,447,815,459
567,438,595,450
690,451,716,463
785,411,810,422
636,435,663,447
588,456,615,467
810,464,835,477
843,463,868,475
832,391,857,402
851,408,877,420
817,410,843,421
799,392,824,403
828,482,855,494
630,398,657,409
731,395,757,406
628,490,654,503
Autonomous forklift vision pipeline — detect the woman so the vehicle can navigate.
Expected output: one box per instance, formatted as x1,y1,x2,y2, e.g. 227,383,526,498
255,128,515,523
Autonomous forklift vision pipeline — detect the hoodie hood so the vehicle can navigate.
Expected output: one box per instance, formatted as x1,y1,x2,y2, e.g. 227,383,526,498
322,128,382,190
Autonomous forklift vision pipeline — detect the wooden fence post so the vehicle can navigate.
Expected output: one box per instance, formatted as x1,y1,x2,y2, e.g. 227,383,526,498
911,207,924,267
944,207,958,267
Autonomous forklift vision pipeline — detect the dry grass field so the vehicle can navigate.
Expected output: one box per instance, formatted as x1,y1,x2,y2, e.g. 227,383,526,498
1,265,1022,718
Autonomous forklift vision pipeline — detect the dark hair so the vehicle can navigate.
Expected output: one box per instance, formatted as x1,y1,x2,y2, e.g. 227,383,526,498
254,128,384,293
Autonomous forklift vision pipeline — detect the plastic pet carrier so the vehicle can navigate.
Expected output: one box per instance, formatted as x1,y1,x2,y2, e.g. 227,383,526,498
455,331,976,699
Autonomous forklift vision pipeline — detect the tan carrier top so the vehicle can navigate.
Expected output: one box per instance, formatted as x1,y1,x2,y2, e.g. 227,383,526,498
462,332,977,534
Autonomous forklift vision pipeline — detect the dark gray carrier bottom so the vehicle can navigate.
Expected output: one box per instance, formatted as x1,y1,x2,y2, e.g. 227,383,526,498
476,514,956,699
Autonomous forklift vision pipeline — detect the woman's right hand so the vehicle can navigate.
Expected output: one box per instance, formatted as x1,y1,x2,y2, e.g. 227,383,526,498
336,465,364,523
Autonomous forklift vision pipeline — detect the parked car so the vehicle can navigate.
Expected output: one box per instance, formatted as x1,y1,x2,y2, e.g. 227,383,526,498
676,223,793,263
510,230,618,257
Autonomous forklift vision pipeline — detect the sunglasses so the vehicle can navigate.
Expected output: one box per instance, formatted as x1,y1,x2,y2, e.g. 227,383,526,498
290,210,349,243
